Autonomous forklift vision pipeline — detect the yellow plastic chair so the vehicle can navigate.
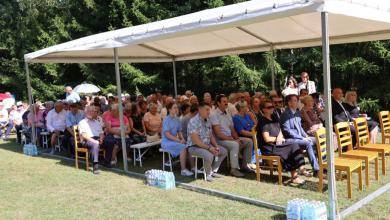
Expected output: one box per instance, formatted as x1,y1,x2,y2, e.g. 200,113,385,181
251,128,283,185
379,111,390,144
73,125,89,171
315,128,362,199
354,117,390,175
334,122,379,187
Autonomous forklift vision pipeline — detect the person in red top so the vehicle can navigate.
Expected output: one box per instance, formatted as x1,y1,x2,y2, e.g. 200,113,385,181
103,103,132,167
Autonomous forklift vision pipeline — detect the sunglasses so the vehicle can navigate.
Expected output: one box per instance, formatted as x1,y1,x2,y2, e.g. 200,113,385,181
264,106,275,109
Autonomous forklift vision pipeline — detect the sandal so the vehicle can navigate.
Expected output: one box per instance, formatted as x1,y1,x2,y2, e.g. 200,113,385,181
291,176,305,185
299,170,312,177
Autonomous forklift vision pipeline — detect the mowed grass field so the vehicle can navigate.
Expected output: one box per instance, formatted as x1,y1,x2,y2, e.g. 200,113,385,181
1,136,390,219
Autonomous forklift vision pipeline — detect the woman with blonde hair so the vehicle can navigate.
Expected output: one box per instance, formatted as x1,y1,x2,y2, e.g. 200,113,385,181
344,90,378,143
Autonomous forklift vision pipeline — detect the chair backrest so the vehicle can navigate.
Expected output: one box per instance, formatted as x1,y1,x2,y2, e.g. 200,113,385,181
379,111,390,141
334,122,354,156
73,125,81,150
314,127,327,166
251,127,260,157
353,117,370,147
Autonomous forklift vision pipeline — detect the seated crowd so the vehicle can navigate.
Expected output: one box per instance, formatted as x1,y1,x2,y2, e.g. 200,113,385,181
0,71,380,183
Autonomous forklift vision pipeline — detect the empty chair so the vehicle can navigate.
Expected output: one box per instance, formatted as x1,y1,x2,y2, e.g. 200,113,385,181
334,122,379,187
354,117,390,175
378,111,390,144
315,127,363,199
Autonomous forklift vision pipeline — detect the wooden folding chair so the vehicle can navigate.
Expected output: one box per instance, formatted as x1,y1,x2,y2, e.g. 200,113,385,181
379,111,390,144
251,128,283,185
73,125,89,171
315,128,362,199
334,122,379,187
354,117,390,175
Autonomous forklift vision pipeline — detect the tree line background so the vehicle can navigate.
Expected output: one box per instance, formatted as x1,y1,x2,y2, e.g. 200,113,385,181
1,0,390,116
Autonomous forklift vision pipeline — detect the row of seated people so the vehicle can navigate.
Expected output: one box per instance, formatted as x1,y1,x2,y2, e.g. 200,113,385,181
24,87,379,181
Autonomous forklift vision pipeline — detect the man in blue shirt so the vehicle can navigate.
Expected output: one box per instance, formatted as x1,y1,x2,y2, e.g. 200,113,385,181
64,103,85,156
280,94,319,176
65,86,80,104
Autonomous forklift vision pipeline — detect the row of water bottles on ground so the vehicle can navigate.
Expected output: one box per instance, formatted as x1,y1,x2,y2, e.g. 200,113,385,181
145,169,176,190
23,144,38,156
286,198,327,220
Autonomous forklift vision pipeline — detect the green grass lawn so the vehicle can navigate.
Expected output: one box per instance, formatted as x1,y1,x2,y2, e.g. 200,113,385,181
1,136,390,219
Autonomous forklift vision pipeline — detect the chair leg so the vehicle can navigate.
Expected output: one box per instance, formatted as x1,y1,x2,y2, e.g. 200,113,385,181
138,149,142,167
133,148,136,166
382,152,386,175
358,166,363,191
375,158,379,180
168,153,172,172
255,157,260,182
318,168,324,192
162,151,165,171
194,157,198,179
365,159,370,187
202,158,206,181
75,152,78,169
86,152,89,171
277,161,282,185
347,170,352,199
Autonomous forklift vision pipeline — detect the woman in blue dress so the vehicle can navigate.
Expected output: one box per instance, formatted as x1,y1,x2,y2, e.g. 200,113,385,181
162,103,194,176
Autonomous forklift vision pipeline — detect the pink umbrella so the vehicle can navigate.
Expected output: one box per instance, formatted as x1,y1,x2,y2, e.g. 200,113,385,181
0,93,11,101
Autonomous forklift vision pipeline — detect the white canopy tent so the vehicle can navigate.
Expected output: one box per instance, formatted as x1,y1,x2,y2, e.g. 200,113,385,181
24,0,390,219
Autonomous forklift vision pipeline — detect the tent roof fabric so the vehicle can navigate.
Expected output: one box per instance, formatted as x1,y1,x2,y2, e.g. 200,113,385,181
24,0,390,63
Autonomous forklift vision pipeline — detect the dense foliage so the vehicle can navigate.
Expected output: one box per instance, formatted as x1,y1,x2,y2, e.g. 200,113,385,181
1,0,390,111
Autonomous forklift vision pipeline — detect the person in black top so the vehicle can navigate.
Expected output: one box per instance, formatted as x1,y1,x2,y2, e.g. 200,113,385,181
257,100,307,185
331,88,357,146
345,90,379,143
130,103,146,144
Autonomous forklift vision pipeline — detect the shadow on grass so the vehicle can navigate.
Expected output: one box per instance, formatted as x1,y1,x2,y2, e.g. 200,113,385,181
271,213,287,220
0,137,318,191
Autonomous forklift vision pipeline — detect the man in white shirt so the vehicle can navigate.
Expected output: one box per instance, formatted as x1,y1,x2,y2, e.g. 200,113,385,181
210,94,252,177
0,102,11,140
298,72,316,94
9,104,25,143
65,86,80,104
78,105,104,174
46,101,67,154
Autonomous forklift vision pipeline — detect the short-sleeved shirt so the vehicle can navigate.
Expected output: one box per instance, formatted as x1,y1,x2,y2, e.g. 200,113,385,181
103,111,129,128
233,113,254,135
162,115,181,142
210,108,233,137
187,114,212,146
28,110,44,127
78,117,103,138
0,109,9,123
9,110,24,125
257,116,280,147
66,110,85,128
143,112,162,132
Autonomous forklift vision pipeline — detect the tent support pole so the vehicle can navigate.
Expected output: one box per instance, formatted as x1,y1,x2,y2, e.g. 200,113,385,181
270,45,276,91
321,12,338,220
114,48,128,172
25,62,36,145
173,59,178,97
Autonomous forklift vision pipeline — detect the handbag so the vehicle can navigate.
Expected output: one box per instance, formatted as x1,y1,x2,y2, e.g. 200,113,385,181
146,133,160,143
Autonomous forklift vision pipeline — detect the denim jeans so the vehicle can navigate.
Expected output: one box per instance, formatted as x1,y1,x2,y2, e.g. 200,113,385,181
286,137,319,171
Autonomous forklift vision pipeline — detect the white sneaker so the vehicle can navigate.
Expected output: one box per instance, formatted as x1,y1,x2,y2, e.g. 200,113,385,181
211,172,222,178
181,169,194,176
206,175,214,182
191,168,203,173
